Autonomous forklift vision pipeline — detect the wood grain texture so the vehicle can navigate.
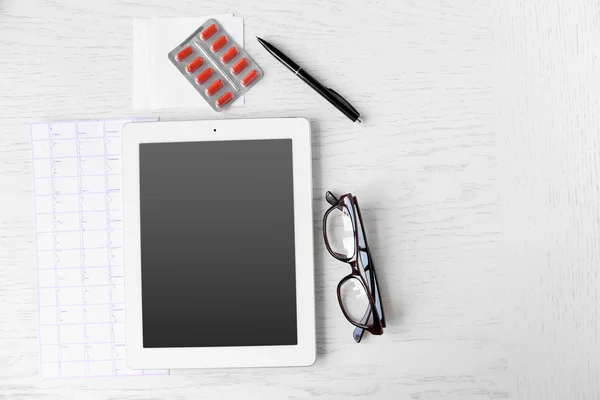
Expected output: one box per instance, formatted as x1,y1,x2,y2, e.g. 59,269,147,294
496,0,600,398
0,0,558,398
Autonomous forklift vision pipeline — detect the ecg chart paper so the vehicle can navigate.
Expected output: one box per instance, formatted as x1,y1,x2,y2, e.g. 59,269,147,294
30,119,167,378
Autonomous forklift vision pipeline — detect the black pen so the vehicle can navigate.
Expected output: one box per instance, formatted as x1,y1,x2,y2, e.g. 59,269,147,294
256,37,362,124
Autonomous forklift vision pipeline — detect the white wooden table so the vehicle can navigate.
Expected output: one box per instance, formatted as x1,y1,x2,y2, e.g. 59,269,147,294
1,0,598,398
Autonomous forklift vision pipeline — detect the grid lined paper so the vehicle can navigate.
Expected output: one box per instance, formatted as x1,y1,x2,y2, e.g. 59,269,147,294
31,119,167,378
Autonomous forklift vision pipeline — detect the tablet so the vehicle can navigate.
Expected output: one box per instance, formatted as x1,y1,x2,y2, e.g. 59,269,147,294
122,118,315,369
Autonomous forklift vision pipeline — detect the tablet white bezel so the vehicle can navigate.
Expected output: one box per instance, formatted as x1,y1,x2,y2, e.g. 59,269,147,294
122,118,315,369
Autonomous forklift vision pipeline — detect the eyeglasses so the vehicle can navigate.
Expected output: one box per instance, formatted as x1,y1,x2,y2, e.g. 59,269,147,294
323,191,386,342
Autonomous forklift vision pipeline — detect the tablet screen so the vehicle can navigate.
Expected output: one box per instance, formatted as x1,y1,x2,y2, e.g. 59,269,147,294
139,139,297,348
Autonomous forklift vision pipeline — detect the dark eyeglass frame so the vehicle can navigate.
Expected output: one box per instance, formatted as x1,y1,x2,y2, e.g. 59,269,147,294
323,191,386,342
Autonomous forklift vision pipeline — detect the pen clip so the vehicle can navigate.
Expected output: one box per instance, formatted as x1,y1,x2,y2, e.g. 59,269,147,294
327,88,359,116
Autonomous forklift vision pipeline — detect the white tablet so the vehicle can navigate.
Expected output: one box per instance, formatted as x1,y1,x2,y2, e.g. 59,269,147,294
121,118,315,369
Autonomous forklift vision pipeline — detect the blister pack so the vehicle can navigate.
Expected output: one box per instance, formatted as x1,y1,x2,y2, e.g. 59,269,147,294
168,18,263,111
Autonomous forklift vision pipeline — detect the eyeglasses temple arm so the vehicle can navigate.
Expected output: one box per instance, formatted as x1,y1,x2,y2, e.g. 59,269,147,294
325,191,339,205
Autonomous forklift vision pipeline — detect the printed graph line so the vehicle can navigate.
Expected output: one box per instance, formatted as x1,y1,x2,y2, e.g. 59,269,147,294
35,174,121,179
76,122,89,375
40,303,124,307
42,359,117,364
39,284,124,289
41,321,124,327
48,124,63,376
31,123,45,380
38,265,123,270
32,119,166,379
33,136,118,142
37,210,123,215
33,154,122,160
38,229,123,235
38,246,122,252
103,121,116,376
36,191,122,198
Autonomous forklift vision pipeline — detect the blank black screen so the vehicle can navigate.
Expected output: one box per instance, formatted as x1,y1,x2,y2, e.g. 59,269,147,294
139,139,297,348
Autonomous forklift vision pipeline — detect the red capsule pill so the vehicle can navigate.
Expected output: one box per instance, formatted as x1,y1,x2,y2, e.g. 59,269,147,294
241,70,259,87
205,79,223,96
186,57,203,73
195,68,213,85
211,35,228,52
200,24,218,41
231,58,248,75
175,46,193,61
216,91,234,108
220,47,238,64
